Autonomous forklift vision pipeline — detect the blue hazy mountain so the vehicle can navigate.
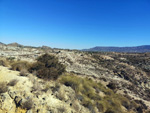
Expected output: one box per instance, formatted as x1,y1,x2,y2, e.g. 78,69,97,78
83,45,150,53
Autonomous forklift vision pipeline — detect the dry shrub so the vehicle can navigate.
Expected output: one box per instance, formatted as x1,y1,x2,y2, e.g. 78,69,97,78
28,74,36,83
72,100,81,112
22,99,33,110
6,57,15,62
11,61,30,71
29,54,66,80
8,79,18,86
57,87,66,100
32,81,42,92
20,69,28,76
57,105,67,113
96,101,105,112
42,82,52,92
0,82,8,93
0,59,8,67
27,74,42,92
107,82,117,90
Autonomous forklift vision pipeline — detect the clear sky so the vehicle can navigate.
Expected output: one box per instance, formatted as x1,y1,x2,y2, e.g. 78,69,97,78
0,0,150,49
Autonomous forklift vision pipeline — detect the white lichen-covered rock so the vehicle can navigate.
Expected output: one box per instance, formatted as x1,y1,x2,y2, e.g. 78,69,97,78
0,93,16,113
0,66,91,113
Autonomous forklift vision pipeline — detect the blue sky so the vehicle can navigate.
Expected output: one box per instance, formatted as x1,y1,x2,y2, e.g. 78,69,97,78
0,0,150,49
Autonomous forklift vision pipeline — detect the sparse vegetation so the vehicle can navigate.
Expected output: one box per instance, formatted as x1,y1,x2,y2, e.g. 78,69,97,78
0,45,150,112
59,73,141,113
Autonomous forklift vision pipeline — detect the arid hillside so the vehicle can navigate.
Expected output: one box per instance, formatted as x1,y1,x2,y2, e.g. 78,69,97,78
0,43,150,113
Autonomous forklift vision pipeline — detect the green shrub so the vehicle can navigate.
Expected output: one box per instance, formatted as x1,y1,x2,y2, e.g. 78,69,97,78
29,54,65,80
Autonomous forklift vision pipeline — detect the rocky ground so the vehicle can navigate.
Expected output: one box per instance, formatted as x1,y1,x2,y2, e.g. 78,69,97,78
0,43,150,113
0,66,91,113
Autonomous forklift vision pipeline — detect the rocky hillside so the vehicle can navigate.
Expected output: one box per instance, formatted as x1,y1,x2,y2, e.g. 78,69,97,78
0,43,150,113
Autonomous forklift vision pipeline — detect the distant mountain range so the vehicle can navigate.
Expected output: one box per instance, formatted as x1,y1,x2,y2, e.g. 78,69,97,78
1,42,150,53
83,45,150,53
